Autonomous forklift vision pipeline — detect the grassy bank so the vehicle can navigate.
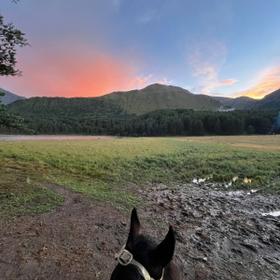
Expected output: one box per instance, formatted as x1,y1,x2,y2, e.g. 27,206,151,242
0,158,64,216
1,136,280,215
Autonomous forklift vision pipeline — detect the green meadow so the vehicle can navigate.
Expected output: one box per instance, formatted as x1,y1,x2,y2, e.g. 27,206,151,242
1,136,280,216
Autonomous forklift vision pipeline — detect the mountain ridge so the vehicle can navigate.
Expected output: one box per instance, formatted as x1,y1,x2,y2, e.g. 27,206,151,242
213,95,258,110
0,88,25,105
254,88,280,110
102,83,221,114
6,84,280,115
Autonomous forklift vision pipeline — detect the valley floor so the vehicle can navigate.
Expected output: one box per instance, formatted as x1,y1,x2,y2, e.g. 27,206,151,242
0,135,280,279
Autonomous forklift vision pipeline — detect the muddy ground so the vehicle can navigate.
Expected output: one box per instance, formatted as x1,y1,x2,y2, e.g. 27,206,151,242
141,183,280,279
0,183,280,280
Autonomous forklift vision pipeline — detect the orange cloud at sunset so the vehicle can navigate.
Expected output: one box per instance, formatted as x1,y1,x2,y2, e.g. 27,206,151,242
0,46,157,97
237,66,280,99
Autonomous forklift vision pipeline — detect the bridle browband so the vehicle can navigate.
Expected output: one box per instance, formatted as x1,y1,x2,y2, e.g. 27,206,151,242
115,246,164,280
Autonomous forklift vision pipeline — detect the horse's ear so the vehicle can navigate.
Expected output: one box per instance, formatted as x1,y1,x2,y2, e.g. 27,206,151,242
126,208,141,248
152,226,176,266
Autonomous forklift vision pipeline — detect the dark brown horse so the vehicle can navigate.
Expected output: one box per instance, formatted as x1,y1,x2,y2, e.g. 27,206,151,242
110,208,182,280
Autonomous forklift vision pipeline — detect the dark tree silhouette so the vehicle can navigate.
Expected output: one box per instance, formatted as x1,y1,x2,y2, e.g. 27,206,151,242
0,14,27,76
0,2,27,131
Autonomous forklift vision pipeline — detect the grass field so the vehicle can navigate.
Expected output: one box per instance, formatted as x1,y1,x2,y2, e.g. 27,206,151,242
1,135,280,216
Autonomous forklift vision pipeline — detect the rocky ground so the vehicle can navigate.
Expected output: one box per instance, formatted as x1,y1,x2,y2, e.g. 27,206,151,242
0,183,280,279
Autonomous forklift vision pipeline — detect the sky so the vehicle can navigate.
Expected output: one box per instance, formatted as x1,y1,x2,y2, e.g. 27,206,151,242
0,0,280,99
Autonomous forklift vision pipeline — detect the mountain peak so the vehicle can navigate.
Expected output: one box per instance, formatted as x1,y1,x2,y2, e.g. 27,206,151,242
141,83,191,94
143,83,169,90
103,83,220,114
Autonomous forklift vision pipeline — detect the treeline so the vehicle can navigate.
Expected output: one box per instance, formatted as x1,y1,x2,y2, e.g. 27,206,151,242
121,110,278,136
0,93,26,133
6,109,279,136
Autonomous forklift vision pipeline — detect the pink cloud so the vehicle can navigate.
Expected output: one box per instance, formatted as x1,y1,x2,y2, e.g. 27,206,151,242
0,45,167,97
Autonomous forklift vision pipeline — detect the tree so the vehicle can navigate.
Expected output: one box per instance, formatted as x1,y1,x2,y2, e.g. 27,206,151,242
0,91,5,113
214,118,221,134
0,3,27,131
0,14,27,76
191,119,204,136
276,112,280,133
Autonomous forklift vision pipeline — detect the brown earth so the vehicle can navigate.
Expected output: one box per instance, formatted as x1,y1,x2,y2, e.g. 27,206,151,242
0,184,127,280
0,183,280,280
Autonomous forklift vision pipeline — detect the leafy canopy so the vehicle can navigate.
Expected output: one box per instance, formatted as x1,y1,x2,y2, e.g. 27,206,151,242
0,14,27,76
0,3,27,130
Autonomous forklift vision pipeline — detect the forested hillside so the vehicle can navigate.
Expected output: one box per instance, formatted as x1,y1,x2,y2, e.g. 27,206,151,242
6,84,280,136
214,96,258,110
255,89,280,110
6,100,278,136
104,84,221,114
216,88,280,110
7,96,127,134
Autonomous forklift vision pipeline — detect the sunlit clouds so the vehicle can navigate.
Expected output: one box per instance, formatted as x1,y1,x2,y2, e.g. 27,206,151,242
1,1,280,98
0,46,167,97
236,66,280,99
187,40,237,94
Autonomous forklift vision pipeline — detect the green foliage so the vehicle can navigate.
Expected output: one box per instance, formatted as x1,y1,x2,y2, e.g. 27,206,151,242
0,14,27,76
0,159,63,216
276,112,280,132
0,9,27,131
8,96,278,136
0,91,25,131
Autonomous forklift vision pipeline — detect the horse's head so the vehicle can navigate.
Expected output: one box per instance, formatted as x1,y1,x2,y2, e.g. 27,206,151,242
110,208,176,280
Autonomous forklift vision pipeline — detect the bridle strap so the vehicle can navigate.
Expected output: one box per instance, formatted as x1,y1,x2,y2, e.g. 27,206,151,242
131,259,164,280
115,246,164,280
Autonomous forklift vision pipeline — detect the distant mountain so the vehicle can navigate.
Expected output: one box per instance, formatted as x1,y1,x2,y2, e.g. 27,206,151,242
103,84,221,114
214,96,258,110
8,84,222,117
7,85,280,122
255,89,280,110
7,84,280,135
215,89,280,111
0,88,25,105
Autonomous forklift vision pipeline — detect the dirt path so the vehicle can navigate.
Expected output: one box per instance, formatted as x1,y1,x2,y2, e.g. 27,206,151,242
0,184,127,280
1,183,280,279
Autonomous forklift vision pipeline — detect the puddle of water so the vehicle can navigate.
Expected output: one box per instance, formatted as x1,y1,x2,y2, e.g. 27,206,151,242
261,211,280,217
